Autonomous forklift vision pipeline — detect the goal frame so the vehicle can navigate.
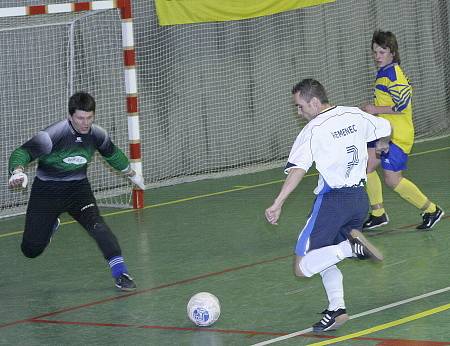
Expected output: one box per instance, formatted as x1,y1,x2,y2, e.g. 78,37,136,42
0,0,144,209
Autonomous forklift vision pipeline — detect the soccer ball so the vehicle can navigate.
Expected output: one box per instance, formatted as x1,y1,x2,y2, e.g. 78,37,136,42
187,292,221,327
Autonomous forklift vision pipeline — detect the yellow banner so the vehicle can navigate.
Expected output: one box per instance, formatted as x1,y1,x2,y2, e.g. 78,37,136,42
155,0,335,26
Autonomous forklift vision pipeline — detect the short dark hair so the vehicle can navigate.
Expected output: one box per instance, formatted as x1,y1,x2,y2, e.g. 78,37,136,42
372,30,400,64
292,78,329,103
68,92,96,115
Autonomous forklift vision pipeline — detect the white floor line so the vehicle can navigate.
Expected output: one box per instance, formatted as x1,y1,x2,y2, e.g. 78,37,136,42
284,285,317,296
381,259,408,268
250,286,450,346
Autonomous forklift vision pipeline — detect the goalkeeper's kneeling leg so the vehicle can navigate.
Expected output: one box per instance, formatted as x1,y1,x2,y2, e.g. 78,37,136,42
21,239,46,258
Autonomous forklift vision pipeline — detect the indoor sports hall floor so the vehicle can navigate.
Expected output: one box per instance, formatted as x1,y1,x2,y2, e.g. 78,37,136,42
0,137,449,346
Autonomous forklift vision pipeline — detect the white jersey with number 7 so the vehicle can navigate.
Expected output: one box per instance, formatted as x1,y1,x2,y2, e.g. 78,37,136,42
285,106,391,194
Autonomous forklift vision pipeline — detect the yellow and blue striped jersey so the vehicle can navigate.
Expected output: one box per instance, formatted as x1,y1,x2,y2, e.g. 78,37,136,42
373,63,414,153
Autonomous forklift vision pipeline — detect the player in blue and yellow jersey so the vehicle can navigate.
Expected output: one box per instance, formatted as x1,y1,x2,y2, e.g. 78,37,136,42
362,30,443,230
8,92,145,291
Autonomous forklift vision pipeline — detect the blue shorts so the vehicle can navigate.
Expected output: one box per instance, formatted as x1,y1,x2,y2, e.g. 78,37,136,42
367,140,408,172
295,187,368,256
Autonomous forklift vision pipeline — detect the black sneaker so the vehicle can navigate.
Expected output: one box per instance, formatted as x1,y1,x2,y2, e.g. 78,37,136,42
115,273,137,291
312,308,349,332
363,213,389,230
417,206,444,230
348,229,384,261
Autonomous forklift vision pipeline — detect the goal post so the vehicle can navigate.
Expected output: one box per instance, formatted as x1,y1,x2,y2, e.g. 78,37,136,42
0,0,143,218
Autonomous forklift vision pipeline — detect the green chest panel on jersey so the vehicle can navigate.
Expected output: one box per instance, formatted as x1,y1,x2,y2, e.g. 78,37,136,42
39,144,95,172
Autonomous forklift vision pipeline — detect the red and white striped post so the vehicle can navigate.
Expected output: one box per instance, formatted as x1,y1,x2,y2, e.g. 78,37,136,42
0,0,144,209
118,0,144,209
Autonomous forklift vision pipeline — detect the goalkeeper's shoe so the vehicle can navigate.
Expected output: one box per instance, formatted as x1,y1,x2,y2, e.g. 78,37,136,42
49,218,61,243
417,206,444,230
348,229,383,261
312,308,349,332
362,213,389,230
115,273,137,291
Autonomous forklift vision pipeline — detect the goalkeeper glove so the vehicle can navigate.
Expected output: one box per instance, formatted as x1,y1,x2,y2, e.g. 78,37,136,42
9,168,28,188
128,172,145,190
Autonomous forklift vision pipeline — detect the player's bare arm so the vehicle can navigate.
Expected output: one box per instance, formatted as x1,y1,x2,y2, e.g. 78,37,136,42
265,168,306,225
361,104,400,115
375,135,391,156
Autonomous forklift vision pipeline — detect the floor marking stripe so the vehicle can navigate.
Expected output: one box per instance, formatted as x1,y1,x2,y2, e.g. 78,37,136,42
250,286,450,345
0,177,293,238
30,319,287,336
409,146,450,157
348,286,450,320
0,254,291,329
308,302,450,345
27,318,450,345
1,145,448,239
0,230,23,238
381,259,408,268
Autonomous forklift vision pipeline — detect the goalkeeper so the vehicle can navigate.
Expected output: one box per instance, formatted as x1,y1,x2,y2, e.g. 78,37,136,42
8,92,144,291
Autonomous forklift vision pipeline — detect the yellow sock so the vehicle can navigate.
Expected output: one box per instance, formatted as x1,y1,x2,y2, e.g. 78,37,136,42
366,171,385,217
393,178,436,212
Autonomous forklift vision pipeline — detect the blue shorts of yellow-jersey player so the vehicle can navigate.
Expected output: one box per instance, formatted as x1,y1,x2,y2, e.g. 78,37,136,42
295,187,368,257
367,140,408,172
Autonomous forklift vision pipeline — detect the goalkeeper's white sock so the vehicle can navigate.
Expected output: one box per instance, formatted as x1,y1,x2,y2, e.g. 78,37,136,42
320,265,345,311
299,240,352,277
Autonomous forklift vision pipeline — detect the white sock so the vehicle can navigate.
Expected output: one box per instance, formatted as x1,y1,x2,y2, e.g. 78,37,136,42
338,239,353,258
299,240,352,277
320,265,345,311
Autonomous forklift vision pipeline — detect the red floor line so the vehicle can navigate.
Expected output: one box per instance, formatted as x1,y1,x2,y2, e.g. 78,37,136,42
29,318,450,345
0,319,35,329
30,319,285,335
0,254,291,329
1,218,447,331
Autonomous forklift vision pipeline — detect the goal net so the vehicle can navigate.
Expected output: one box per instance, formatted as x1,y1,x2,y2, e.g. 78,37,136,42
0,8,133,218
1,0,449,218
133,0,449,188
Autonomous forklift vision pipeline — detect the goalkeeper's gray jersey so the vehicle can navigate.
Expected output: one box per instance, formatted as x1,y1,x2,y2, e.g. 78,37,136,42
20,119,123,181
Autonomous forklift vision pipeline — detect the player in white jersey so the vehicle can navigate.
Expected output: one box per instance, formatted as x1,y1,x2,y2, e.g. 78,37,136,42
265,79,391,332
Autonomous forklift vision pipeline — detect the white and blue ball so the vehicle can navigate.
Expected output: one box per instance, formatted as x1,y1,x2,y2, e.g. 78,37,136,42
187,292,221,326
